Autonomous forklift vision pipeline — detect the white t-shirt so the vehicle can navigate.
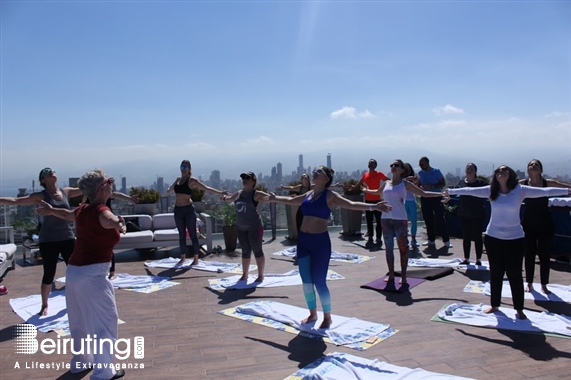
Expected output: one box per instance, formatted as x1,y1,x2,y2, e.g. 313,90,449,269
448,184,568,240
381,181,408,220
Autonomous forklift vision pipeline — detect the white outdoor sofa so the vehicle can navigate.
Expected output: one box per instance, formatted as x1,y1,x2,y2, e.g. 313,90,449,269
114,213,213,254
0,227,17,278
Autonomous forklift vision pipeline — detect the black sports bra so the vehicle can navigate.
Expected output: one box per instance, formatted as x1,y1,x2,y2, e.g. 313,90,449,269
174,177,192,195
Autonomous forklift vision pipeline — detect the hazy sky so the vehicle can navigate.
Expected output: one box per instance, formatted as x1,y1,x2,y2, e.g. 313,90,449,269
1,1,570,188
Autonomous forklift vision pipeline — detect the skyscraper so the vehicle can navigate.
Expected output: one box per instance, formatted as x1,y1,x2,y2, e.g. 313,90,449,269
327,153,332,169
298,154,304,176
121,177,127,194
277,162,283,183
157,177,164,193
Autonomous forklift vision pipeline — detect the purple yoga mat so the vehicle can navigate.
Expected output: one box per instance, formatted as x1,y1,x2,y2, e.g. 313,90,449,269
360,275,426,292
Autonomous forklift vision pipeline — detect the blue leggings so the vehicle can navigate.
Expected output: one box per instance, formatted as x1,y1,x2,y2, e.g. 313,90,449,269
405,200,417,238
297,231,332,313
174,204,199,256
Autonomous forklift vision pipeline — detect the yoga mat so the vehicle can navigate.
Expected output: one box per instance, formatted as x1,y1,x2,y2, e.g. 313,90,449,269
360,275,425,293
464,280,571,303
218,300,398,350
9,291,125,336
395,267,454,280
144,258,257,273
57,273,180,294
208,269,344,290
272,247,374,264
285,351,474,380
431,303,571,339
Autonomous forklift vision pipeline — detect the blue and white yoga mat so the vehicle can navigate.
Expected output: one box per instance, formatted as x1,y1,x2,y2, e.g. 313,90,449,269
285,352,474,380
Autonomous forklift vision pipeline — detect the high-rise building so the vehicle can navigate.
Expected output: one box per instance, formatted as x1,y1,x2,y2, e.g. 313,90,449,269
210,170,221,189
121,177,127,194
298,154,304,176
157,177,164,194
277,162,283,183
69,177,80,187
327,153,332,169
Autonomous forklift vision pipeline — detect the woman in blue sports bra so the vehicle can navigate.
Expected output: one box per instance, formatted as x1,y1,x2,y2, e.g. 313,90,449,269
167,160,227,265
269,166,392,329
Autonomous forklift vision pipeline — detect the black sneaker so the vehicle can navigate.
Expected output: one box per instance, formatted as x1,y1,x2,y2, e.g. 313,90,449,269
555,255,570,264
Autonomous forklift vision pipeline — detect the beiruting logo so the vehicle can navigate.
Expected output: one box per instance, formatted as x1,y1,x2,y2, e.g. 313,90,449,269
13,324,144,370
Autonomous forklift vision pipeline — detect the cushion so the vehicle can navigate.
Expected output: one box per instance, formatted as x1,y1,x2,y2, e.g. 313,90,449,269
117,231,154,244
152,213,176,230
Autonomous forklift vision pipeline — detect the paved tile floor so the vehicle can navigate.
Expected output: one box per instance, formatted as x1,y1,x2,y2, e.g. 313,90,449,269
1,227,570,380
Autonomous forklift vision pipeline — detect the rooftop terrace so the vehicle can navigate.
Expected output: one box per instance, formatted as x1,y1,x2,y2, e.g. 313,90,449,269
1,227,571,380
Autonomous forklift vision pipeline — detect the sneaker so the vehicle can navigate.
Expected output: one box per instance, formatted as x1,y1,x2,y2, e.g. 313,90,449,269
460,259,470,265
0,285,7,295
445,241,453,248
476,260,482,266
555,255,570,264
411,239,420,247
422,240,435,246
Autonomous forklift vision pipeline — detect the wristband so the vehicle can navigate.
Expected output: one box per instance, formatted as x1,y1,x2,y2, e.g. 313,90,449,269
368,205,373,212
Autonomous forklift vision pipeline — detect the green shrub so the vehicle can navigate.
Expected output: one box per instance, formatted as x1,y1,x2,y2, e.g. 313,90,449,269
129,187,160,204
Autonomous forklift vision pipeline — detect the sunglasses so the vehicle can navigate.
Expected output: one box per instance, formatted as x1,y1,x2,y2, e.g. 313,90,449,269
180,165,190,170
40,168,56,179
241,176,252,180
98,177,114,190
390,163,401,168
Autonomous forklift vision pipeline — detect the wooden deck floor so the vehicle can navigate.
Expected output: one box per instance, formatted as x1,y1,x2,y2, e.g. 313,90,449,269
1,229,570,380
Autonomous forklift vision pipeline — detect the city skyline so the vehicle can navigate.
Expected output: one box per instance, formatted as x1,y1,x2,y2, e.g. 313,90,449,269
2,150,569,197
1,1,569,192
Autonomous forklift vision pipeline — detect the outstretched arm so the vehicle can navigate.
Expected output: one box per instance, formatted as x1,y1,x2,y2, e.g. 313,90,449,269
63,187,84,199
221,191,240,203
99,210,126,233
190,178,229,196
35,200,76,222
112,191,139,204
278,184,302,192
405,180,442,198
546,179,571,189
329,191,392,213
267,192,306,206
0,192,43,206
362,182,385,196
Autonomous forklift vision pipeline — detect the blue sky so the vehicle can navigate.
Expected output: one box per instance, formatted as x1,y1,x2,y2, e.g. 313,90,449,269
1,0,570,189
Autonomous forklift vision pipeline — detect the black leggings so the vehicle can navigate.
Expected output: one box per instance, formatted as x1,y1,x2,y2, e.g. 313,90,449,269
484,235,525,310
523,222,554,285
174,204,200,256
39,239,75,285
365,200,382,240
459,216,484,259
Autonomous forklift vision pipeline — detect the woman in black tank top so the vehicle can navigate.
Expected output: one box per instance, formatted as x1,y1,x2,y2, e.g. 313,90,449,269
521,159,571,294
166,160,227,265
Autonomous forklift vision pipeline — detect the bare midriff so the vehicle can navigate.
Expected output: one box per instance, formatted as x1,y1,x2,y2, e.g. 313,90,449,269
299,215,329,234
175,193,193,207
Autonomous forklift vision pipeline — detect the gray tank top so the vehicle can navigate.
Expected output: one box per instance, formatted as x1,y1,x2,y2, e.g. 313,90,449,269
234,190,262,231
38,189,75,243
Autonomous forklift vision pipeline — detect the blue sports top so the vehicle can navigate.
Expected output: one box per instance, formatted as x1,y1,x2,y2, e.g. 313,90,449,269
174,177,192,195
300,189,330,220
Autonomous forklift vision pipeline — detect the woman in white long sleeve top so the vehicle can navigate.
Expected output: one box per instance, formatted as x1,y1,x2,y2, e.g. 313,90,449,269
446,165,571,320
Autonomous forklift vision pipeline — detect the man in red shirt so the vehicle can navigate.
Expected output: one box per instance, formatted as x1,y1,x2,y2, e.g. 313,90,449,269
353,159,388,247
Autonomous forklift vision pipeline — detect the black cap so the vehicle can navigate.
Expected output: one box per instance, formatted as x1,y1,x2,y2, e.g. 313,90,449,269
240,172,257,181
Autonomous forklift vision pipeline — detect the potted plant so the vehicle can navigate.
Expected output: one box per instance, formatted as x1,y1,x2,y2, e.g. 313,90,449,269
214,203,237,252
341,179,364,236
130,186,161,215
12,217,40,242
191,187,206,212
